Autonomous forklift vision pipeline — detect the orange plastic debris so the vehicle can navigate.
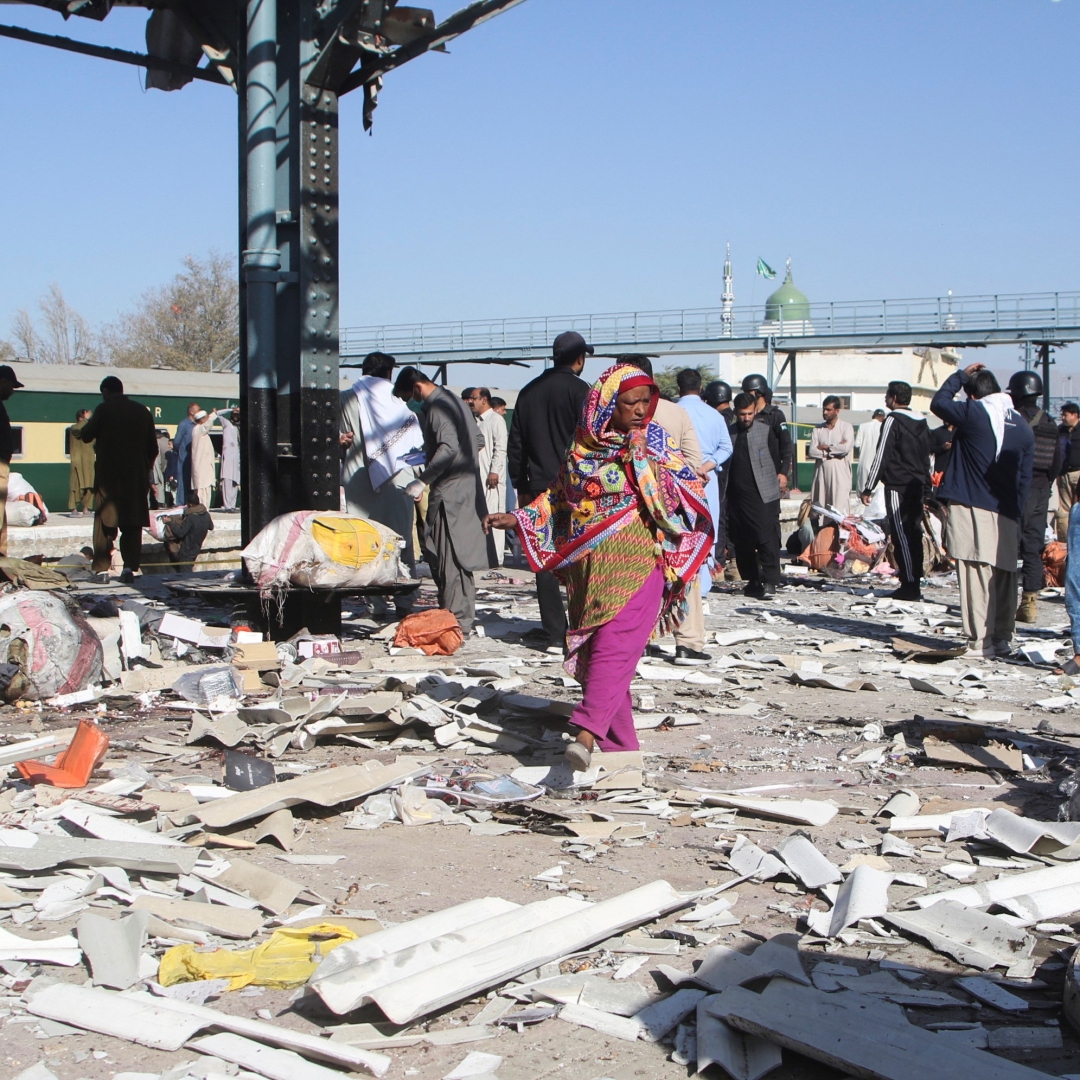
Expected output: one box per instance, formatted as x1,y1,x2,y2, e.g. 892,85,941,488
393,609,464,656
16,720,109,788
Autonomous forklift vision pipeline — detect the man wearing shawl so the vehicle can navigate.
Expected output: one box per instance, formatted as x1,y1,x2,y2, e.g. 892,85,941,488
80,376,158,583
485,364,712,771
932,362,1034,658
339,351,425,571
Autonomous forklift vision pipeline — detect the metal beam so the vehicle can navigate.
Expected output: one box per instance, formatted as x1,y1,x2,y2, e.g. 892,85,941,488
337,0,525,95
339,327,1080,365
0,22,228,85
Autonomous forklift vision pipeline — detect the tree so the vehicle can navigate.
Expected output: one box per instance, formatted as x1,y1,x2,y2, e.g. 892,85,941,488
106,252,238,371
11,284,98,364
654,363,715,401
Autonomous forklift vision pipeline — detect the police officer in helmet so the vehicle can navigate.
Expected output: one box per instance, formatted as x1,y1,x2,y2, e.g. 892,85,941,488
1007,369,1062,624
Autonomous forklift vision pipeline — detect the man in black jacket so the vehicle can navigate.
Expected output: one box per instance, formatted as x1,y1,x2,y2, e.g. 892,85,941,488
728,393,783,598
860,381,932,601
742,374,793,495
507,331,592,645
1008,371,1063,623
164,492,215,569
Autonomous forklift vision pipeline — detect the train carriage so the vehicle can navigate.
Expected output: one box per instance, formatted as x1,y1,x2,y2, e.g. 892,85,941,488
1,362,240,511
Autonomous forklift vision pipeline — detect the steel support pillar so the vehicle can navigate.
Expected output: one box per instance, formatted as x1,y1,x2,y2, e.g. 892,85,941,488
1041,343,1051,411
239,0,340,635
239,0,280,552
787,351,797,418
766,336,775,390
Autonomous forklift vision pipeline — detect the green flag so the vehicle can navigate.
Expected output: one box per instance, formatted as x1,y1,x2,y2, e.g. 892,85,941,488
756,258,776,280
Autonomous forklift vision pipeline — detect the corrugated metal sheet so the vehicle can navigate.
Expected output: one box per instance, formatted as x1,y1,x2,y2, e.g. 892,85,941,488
310,879,691,1025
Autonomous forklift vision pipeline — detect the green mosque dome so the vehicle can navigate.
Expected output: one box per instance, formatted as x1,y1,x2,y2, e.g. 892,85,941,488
764,265,810,323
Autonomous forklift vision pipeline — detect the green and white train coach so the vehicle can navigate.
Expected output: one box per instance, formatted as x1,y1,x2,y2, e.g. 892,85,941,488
1,362,240,512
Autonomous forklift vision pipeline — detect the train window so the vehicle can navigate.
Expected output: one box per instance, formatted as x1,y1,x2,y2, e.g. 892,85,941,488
10,427,23,459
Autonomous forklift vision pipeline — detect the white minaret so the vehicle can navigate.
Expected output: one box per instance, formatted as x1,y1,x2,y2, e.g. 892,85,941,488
721,242,734,337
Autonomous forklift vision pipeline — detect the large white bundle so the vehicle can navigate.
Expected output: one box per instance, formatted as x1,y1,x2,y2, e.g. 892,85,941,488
242,510,403,597
0,591,103,700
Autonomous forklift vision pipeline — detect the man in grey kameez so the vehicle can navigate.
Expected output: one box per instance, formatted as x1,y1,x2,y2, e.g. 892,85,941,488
218,408,240,511
397,366,496,633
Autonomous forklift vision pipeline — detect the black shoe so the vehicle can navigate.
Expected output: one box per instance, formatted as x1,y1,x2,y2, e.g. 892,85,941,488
674,645,711,666
889,586,922,602
763,584,777,598
743,583,765,599
119,569,135,584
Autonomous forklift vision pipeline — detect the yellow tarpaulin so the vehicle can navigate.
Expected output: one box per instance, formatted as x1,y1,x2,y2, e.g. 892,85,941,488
158,922,357,991
311,516,383,568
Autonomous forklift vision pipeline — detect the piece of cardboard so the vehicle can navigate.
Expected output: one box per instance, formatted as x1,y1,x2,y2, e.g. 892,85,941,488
232,642,281,671
922,736,1022,773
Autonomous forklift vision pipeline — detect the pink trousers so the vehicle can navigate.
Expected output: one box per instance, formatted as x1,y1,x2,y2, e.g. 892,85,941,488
569,565,665,752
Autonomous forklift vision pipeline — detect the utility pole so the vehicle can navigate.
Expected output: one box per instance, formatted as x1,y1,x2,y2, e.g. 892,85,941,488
1041,342,1052,411
721,242,734,338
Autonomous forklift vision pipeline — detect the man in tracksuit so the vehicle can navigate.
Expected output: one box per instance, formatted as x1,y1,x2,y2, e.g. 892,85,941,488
860,380,932,602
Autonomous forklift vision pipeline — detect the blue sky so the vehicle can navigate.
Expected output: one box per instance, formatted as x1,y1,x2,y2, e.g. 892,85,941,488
1,0,1077,388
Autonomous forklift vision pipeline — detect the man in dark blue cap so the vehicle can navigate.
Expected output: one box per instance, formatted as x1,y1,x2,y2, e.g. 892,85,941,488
507,331,593,648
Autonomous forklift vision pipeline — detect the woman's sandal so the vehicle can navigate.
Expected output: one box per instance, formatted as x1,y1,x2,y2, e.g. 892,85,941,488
1062,658,1080,676
565,739,592,772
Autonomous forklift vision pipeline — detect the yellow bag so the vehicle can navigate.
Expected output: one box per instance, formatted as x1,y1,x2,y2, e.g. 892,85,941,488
311,517,384,568
158,922,356,991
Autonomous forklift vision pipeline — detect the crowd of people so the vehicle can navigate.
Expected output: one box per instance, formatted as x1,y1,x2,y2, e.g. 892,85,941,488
337,338,1080,772
0,343,1074,773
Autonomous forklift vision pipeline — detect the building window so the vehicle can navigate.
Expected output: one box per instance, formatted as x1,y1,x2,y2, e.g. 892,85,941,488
10,427,23,459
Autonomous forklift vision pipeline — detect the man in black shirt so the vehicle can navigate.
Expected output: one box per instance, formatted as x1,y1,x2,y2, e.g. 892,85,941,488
1057,402,1080,541
507,332,591,645
705,380,735,569
860,381,932,601
742,374,793,495
0,366,25,556
931,423,954,482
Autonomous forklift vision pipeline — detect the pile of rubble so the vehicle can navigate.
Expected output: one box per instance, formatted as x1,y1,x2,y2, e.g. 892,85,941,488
0,563,1079,1079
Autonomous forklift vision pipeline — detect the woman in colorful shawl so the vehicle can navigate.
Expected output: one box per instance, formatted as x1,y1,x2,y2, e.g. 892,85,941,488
485,363,712,771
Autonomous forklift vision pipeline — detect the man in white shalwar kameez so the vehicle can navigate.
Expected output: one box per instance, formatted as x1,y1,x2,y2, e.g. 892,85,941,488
464,387,508,565
218,408,240,511
856,409,885,494
339,353,425,610
189,409,217,510
808,396,854,521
